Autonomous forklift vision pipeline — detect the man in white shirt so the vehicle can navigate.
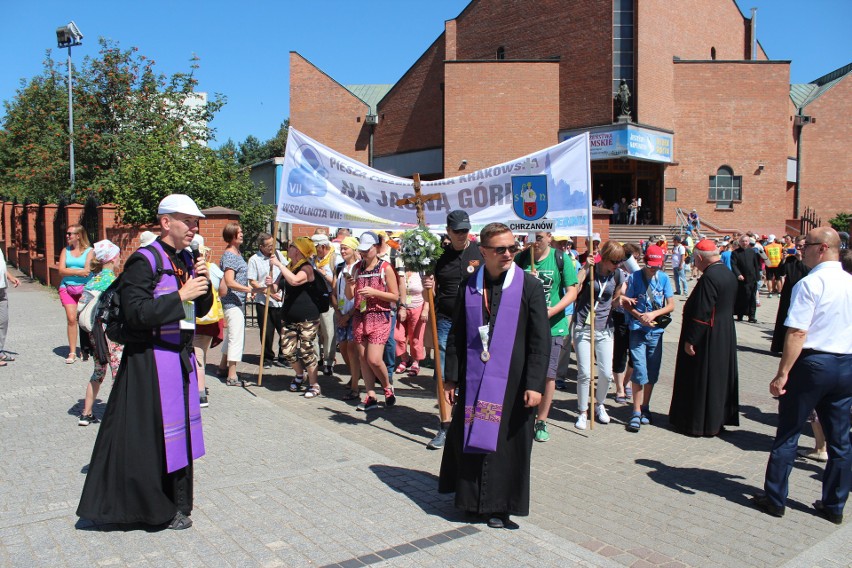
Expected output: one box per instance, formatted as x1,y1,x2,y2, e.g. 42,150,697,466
670,235,688,296
247,233,284,368
753,227,852,524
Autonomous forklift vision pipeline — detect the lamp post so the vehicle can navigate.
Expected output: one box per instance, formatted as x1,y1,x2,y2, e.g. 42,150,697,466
55,21,83,195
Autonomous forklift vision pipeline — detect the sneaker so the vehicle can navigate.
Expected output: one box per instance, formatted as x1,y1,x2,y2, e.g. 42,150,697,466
534,420,550,442
263,361,273,369
199,394,209,408
555,379,568,391
356,396,378,411
78,413,98,426
323,364,334,375
384,387,396,407
595,404,610,424
427,428,447,449
575,413,588,430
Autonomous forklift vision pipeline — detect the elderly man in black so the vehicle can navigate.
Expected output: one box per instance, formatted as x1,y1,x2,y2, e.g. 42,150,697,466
731,234,762,323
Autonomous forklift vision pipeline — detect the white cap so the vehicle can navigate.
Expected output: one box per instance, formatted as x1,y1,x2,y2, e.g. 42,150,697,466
768,234,776,241
139,230,157,248
191,233,205,248
311,233,331,247
592,232,601,242
157,194,205,218
93,239,120,263
358,231,379,251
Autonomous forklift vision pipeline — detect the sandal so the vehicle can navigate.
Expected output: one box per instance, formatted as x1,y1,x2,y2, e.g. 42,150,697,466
65,355,77,364
304,385,321,398
289,377,304,392
226,378,241,387
407,362,420,376
0,352,15,362
615,394,628,404
626,413,641,432
395,361,409,374
342,390,360,401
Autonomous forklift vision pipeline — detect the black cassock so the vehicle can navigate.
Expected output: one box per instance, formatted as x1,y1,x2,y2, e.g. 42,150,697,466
770,257,809,353
731,247,761,319
77,239,212,526
669,262,739,436
438,270,549,516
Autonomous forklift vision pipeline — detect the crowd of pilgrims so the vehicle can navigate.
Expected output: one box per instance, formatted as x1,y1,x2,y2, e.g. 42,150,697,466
68,219,849,442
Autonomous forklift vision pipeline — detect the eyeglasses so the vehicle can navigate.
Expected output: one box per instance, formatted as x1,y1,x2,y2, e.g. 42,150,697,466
65,232,75,236
481,244,521,255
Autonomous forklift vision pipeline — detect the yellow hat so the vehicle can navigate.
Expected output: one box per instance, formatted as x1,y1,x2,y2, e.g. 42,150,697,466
390,230,404,238
340,236,360,251
293,236,316,259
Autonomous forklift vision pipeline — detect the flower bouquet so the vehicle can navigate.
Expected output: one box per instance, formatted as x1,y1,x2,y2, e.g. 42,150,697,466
399,227,444,275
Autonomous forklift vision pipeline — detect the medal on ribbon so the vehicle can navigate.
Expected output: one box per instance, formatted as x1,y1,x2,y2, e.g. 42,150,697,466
478,325,490,362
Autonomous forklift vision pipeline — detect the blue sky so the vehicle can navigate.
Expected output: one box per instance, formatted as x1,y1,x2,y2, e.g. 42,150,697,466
2,1,849,148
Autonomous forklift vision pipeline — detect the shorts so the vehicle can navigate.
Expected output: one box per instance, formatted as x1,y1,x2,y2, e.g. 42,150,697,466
546,335,564,378
336,321,355,343
766,266,783,279
352,311,391,344
59,285,85,306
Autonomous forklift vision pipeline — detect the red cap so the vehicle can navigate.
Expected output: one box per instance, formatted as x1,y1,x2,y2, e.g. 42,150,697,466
644,245,664,267
695,239,717,251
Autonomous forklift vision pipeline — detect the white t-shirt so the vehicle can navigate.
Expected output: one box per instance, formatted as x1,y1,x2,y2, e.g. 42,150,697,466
671,244,686,268
246,252,283,307
785,261,852,354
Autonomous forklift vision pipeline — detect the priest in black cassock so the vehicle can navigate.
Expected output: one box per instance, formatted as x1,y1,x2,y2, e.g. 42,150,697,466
439,222,549,529
669,239,739,437
77,194,212,530
770,236,809,353
731,235,762,323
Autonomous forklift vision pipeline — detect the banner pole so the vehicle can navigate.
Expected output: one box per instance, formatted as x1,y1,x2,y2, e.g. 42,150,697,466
589,235,596,431
257,221,278,387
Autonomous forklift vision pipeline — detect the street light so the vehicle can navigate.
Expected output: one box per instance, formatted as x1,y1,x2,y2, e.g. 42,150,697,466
56,21,83,194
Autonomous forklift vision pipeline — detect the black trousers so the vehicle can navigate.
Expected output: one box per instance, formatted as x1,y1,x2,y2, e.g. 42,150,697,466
257,305,284,360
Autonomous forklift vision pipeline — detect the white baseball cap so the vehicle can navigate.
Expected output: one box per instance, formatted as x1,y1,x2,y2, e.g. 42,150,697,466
139,230,157,247
157,194,205,218
357,231,380,251
311,233,331,247
592,233,601,242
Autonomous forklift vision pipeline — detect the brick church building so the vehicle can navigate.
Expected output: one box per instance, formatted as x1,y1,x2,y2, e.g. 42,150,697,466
289,0,850,236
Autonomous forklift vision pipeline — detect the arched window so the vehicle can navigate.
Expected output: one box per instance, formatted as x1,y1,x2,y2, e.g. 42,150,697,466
708,166,742,209
496,46,506,60
711,46,716,60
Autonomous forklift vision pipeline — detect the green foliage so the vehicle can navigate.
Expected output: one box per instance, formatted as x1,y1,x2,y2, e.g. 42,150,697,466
0,38,273,253
231,119,289,166
828,212,852,233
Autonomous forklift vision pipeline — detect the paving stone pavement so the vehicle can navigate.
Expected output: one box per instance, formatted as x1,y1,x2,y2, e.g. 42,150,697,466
1,270,850,568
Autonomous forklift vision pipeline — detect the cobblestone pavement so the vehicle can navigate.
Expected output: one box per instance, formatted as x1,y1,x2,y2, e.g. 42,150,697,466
1,270,850,567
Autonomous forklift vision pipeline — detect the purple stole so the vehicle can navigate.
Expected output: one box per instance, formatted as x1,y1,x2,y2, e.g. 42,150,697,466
462,264,523,453
139,243,206,474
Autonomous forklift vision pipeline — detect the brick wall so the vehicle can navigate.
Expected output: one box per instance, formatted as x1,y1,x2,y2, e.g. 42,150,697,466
667,61,791,235
798,75,852,221
443,61,560,174
637,0,760,131
289,52,371,162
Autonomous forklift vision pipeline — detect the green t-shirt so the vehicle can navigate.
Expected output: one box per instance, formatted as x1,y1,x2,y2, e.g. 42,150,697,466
516,248,578,336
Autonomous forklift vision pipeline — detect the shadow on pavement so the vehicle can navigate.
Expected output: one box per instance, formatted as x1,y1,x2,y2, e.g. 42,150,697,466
635,458,814,514
368,464,462,522
716,427,775,452
740,404,778,428
323,403,441,446
737,344,779,357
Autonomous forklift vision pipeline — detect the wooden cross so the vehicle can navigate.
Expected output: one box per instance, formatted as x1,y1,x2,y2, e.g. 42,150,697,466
396,174,442,227
395,172,451,425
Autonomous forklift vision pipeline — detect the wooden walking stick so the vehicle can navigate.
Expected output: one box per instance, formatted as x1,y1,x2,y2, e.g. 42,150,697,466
257,221,279,387
396,174,451,425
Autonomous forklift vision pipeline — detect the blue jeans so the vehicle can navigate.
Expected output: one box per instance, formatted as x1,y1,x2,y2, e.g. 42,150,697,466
672,266,688,295
763,351,852,513
436,314,453,378
628,328,664,386
383,310,397,380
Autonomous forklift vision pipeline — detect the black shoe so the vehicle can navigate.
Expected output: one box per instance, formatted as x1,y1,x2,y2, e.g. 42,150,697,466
323,364,333,375
199,395,209,408
751,494,785,518
813,500,843,525
487,515,505,529
737,316,743,321
748,318,758,323
427,428,447,450
167,511,193,530
78,413,98,426
263,361,273,369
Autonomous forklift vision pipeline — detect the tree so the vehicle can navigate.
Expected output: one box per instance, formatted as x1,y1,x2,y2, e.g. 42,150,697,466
0,38,270,252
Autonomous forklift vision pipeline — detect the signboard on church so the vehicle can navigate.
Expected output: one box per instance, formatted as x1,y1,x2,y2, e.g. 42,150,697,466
559,124,673,163
277,127,593,237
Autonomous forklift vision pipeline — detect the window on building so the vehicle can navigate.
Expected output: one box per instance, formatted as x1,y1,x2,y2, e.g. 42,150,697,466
496,46,505,60
711,46,717,60
709,166,741,209
613,0,634,97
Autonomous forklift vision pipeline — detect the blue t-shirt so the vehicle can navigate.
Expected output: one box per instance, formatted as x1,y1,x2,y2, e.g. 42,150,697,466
625,269,673,334
721,250,733,270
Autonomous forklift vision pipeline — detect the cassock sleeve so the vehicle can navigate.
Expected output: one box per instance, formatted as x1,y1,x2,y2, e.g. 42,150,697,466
121,253,187,329
682,273,719,347
730,251,742,279
523,274,550,394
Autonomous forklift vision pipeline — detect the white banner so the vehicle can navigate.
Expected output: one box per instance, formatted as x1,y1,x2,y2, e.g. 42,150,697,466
277,127,592,235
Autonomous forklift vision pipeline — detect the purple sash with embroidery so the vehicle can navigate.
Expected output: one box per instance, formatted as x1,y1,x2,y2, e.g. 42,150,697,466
140,243,206,474
462,264,523,453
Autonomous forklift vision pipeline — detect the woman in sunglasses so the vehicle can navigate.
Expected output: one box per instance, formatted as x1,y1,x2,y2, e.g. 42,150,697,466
58,225,94,364
572,240,626,430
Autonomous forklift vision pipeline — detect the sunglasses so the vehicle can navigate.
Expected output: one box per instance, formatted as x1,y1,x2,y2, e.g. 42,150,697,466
449,228,469,234
66,232,76,236
482,244,521,255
